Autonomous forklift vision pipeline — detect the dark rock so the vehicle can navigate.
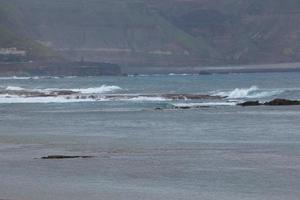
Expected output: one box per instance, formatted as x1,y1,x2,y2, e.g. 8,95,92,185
174,105,210,109
264,99,300,106
174,106,192,109
88,95,97,99
41,155,95,159
238,101,261,106
52,90,78,96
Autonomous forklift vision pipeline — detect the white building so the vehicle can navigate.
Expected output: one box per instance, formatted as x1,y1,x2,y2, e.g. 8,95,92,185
0,48,26,56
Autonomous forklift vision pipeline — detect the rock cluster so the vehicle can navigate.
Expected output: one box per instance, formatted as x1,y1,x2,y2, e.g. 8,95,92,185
238,99,300,106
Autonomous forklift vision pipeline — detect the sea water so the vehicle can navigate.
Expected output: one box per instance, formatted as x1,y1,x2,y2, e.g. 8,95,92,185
0,72,300,200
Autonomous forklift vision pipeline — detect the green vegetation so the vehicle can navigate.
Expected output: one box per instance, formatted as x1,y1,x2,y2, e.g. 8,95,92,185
0,1,61,62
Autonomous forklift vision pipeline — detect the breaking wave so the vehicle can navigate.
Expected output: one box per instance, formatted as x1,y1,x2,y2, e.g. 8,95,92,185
0,94,167,104
0,95,94,104
2,85,122,94
213,86,283,99
0,85,123,103
70,85,122,94
126,96,167,102
5,86,25,91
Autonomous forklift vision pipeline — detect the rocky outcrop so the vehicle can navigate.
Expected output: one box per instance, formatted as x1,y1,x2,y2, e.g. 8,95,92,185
264,99,300,106
238,101,261,106
239,99,300,106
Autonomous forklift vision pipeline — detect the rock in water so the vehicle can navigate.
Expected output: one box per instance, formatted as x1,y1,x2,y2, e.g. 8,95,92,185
41,155,95,159
264,99,300,106
238,101,261,106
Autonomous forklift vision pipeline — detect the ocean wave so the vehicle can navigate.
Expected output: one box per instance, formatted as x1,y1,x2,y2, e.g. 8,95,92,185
0,95,95,104
0,94,167,104
0,92,219,104
5,86,26,91
125,96,167,102
70,85,122,94
213,86,283,99
2,85,122,94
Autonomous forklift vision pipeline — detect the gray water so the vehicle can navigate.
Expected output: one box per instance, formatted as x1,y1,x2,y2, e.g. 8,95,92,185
0,72,300,200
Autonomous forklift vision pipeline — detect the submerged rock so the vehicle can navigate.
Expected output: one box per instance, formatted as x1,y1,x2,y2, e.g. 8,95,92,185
174,106,192,109
264,98,300,106
173,105,210,109
41,155,95,159
238,101,261,106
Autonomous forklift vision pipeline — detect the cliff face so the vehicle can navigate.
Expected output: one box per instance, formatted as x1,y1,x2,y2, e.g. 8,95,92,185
1,0,300,70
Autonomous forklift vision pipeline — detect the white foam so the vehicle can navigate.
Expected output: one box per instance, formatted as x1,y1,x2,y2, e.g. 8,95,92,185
0,95,168,104
1,85,123,94
126,96,167,102
59,85,122,94
168,73,190,76
213,86,283,99
5,86,26,91
0,95,94,104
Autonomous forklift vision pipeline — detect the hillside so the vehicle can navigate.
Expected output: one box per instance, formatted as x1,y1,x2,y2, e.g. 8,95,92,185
1,0,300,71
1,0,221,68
150,0,300,65
0,1,61,61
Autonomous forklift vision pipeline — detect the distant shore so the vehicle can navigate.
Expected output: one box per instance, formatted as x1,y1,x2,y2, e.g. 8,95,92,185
123,62,300,75
1,61,300,77
0,61,122,76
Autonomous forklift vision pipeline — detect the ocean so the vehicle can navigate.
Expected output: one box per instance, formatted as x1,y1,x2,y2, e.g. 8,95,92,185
0,72,300,200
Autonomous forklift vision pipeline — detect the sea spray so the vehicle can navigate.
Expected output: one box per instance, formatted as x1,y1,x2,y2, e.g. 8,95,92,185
213,86,283,99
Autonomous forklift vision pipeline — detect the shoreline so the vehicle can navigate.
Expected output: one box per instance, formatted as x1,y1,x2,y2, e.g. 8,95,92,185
1,61,300,77
123,62,300,75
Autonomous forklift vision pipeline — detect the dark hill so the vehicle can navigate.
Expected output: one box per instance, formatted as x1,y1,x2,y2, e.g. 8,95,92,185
1,0,300,73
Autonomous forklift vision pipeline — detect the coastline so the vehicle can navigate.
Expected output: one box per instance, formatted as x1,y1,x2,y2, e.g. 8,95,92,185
1,61,300,77
123,62,300,75
0,61,122,76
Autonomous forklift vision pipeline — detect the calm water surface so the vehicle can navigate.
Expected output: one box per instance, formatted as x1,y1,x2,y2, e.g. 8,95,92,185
0,72,300,200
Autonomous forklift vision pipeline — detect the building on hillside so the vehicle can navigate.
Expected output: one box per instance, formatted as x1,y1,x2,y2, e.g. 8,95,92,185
0,48,26,56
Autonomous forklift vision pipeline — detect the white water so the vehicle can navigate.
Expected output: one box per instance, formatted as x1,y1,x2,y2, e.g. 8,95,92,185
126,96,167,102
213,86,283,99
2,85,122,94
0,95,168,104
70,85,122,94
5,86,26,91
0,95,95,104
0,84,292,104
